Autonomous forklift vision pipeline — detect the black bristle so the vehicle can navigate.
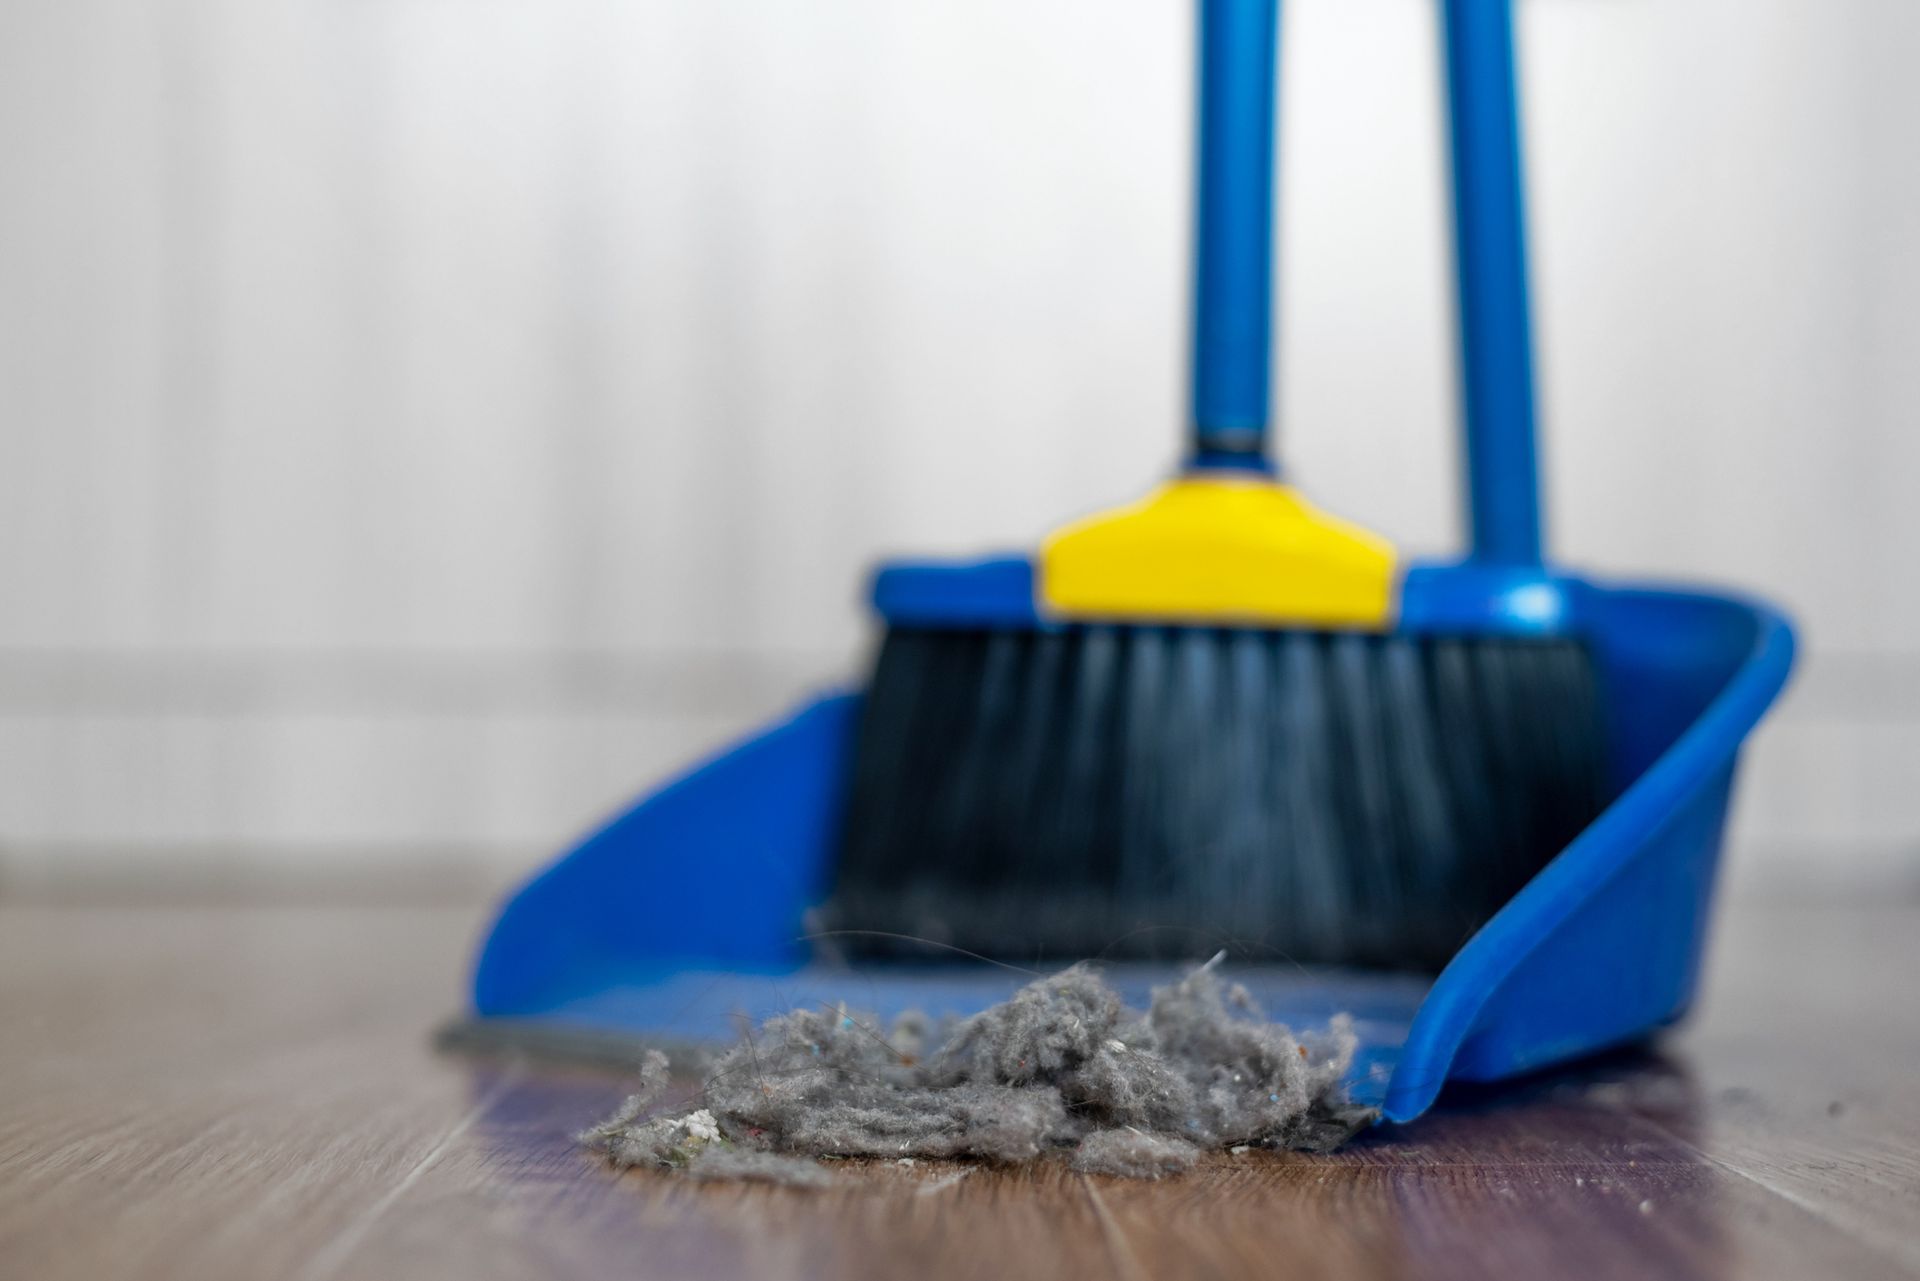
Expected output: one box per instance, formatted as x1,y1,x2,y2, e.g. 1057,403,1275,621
823,624,1607,972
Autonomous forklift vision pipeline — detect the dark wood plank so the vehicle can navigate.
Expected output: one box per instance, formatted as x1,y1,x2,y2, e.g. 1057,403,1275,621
1618,904,1920,1270
0,906,488,1281
0,900,1915,1281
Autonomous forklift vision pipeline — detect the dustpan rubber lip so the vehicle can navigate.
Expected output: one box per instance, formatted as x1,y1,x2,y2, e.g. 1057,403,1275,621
870,553,1584,638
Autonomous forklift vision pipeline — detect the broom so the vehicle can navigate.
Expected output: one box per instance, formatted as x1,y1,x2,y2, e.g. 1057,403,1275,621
822,0,1605,972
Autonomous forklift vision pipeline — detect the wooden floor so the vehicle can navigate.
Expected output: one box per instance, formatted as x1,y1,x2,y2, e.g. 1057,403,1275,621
1,899,1916,1281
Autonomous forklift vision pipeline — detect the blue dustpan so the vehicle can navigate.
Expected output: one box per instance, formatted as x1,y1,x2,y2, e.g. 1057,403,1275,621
460,1,1794,1124
467,569,1791,1122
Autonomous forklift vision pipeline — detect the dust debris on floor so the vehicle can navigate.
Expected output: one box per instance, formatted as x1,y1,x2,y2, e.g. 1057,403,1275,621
578,955,1373,1184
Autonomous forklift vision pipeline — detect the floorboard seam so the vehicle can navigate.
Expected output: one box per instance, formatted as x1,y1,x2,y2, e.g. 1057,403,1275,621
1079,1173,1152,1281
292,1060,525,1281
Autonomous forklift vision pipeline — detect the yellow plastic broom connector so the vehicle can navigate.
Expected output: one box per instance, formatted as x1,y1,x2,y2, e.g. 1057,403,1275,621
1038,474,1396,630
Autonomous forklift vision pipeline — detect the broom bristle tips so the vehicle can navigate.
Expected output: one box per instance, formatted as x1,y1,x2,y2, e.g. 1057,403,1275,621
826,624,1606,972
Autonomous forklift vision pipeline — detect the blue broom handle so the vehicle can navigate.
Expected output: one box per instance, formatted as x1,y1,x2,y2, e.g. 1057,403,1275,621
1190,0,1280,473
1443,0,1544,566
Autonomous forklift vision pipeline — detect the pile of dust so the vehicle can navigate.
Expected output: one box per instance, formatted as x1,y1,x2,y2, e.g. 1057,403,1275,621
579,955,1375,1184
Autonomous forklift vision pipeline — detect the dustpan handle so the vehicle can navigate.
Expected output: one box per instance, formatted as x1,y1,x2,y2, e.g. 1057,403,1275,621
1443,0,1544,566
1189,0,1280,473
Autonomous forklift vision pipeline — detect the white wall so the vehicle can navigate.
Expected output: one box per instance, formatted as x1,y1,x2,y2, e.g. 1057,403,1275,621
0,0,1913,898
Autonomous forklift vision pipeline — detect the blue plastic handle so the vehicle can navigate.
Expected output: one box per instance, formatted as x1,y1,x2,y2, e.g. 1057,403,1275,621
1190,0,1280,472
1443,0,1543,566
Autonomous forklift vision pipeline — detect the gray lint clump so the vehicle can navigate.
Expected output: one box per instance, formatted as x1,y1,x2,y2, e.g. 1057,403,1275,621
1070,1129,1202,1178
579,956,1374,1183
684,1147,839,1187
